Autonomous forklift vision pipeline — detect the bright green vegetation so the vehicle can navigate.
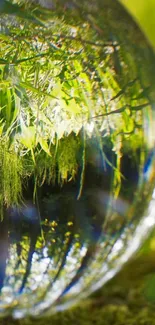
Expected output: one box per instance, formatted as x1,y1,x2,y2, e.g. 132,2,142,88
120,0,155,49
0,0,155,215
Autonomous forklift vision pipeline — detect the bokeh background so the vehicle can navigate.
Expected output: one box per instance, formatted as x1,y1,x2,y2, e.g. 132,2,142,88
120,0,155,49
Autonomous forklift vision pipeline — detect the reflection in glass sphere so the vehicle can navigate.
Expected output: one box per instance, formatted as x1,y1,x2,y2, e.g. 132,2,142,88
0,0,155,318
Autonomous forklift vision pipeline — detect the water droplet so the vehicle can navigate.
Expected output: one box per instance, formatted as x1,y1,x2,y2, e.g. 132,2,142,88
0,0,155,318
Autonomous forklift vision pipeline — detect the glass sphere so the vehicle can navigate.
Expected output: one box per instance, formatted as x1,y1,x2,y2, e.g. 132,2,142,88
0,0,155,318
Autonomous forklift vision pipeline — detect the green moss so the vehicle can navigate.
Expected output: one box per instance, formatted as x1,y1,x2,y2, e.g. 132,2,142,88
2,303,155,325
35,145,56,186
57,134,80,185
0,137,23,218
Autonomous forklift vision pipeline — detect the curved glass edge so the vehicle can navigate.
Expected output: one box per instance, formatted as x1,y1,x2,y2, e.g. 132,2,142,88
11,189,155,319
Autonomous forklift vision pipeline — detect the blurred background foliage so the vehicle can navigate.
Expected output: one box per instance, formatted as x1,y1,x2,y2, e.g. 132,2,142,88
120,0,155,49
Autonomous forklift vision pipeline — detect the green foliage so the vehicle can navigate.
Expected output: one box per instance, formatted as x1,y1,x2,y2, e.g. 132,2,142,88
34,134,80,186
120,0,155,49
35,147,56,186
0,0,155,206
57,134,80,184
0,137,23,218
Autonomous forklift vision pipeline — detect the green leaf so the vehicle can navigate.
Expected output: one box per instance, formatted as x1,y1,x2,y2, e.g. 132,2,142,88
19,121,36,149
39,138,51,156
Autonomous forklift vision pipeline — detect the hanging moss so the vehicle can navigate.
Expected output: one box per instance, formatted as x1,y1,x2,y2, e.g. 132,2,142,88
57,134,81,185
0,137,23,218
31,133,81,188
35,145,56,187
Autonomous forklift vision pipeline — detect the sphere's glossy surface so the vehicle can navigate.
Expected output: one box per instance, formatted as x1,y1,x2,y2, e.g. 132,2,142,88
0,0,155,318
